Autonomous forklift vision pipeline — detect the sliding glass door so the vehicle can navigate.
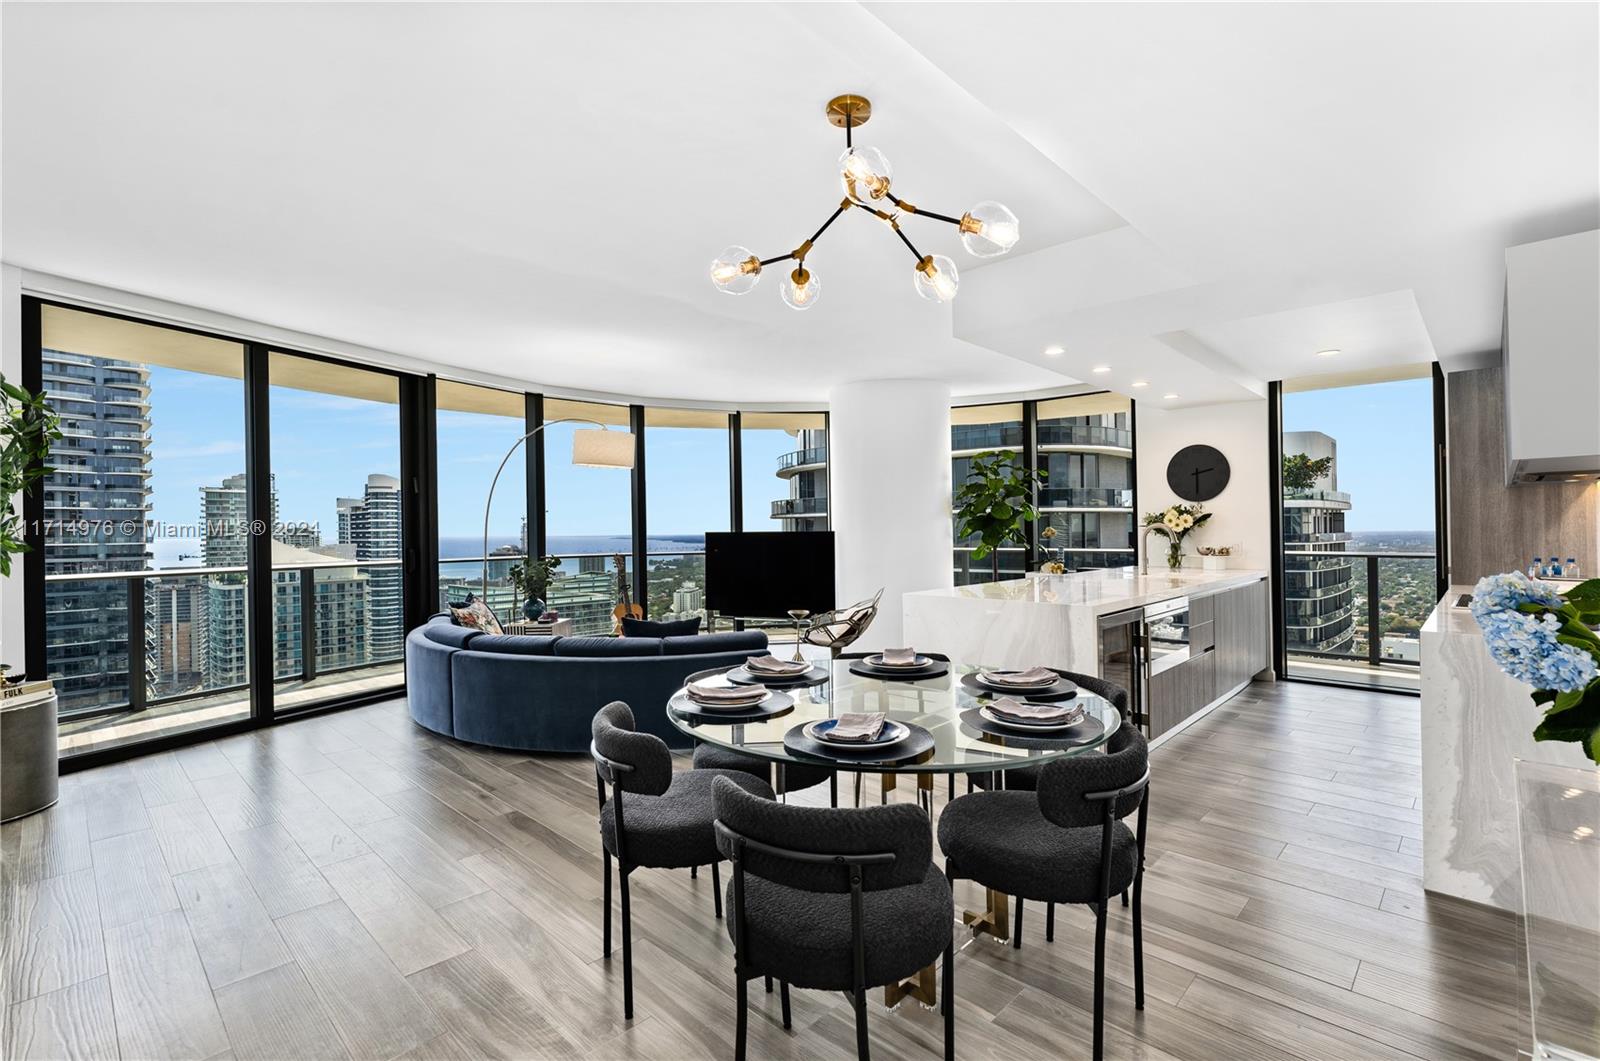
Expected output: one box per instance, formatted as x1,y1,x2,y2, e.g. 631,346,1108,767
265,353,407,711
1274,368,1442,691
36,304,253,757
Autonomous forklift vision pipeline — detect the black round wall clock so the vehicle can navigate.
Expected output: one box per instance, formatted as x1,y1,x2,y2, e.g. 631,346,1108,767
1166,444,1231,502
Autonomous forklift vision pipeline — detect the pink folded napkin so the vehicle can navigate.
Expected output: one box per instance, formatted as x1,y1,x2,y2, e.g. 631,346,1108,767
746,655,809,675
988,697,1084,725
879,648,921,667
823,713,887,742
687,681,767,705
980,667,1057,687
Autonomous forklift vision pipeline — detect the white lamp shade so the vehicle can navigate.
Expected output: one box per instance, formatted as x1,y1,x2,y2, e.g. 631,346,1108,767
571,428,635,469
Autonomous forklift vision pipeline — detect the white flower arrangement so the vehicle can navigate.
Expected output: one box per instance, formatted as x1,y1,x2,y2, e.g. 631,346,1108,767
1142,503,1212,570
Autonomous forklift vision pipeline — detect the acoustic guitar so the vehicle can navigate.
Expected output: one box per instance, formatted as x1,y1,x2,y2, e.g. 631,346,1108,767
612,552,643,635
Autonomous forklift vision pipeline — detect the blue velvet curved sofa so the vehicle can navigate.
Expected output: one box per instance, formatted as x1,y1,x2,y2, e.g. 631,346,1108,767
405,614,768,752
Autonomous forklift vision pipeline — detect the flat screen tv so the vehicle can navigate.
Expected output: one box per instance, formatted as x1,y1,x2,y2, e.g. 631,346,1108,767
704,531,836,619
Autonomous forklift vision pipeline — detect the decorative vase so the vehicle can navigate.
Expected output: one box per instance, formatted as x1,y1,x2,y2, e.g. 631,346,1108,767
1167,540,1185,570
523,597,545,621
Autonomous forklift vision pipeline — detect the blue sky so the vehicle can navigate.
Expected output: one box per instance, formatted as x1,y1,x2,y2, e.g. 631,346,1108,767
143,367,804,565
1282,376,1434,532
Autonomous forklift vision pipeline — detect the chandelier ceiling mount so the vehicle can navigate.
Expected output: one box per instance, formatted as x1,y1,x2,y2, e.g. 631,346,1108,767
710,93,1019,310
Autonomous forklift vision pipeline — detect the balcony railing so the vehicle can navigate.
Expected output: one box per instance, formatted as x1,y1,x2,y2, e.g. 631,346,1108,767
772,496,828,517
1037,487,1133,510
1284,488,1353,505
44,558,406,723
1282,550,1436,683
776,447,828,475
1036,424,1133,449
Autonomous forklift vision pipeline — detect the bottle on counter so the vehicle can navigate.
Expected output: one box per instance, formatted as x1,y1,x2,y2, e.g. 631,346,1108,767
1567,558,1580,579
1548,556,1563,578
1530,557,1543,578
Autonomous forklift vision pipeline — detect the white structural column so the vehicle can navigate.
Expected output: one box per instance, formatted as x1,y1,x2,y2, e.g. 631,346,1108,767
827,379,953,649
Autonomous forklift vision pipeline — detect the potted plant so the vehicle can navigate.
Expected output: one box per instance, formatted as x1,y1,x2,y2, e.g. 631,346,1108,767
953,450,1047,582
1470,571,1600,763
1,375,61,579
1141,503,1212,570
508,555,562,621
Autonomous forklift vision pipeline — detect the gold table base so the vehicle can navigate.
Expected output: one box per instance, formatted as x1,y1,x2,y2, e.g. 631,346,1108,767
883,962,938,1007
961,888,1010,943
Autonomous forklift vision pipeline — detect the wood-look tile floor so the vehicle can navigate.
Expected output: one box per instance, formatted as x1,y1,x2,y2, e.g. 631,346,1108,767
2,681,1522,1060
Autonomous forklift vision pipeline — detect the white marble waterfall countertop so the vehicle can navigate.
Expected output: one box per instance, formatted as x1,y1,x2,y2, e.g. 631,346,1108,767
905,567,1269,614
902,568,1267,673
1420,586,1596,911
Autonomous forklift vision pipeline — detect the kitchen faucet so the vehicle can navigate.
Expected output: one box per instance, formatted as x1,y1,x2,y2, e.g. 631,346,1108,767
1140,525,1159,575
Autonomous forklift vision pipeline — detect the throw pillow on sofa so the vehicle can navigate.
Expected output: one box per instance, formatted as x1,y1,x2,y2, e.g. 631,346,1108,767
449,598,503,636
621,615,702,638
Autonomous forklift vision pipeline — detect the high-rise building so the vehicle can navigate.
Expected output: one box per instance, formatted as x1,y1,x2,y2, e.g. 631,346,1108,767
147,577,207,698
270,540,370,678
39,348,153,714
1281,430,1356,657
200,473,275,568
338,474,403,660
1035,395,1135,572
771,427,828,531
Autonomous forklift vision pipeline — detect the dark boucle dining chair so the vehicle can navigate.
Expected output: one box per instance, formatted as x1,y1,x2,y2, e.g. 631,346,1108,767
591,701,775,1020
938,725,1149,1061
712,775,955,1061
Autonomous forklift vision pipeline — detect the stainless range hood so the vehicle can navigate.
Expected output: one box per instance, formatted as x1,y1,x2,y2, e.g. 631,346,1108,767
1503,230,1600,484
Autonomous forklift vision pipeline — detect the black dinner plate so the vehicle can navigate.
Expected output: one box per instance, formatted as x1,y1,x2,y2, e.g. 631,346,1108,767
848,659,949,681
959,670,1078,702
782,720,936,766
724,663,831,688
669,689,795,725
958,707,1107,749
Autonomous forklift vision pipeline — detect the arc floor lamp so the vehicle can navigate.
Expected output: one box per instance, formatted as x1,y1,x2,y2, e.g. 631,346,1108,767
481,419,635,603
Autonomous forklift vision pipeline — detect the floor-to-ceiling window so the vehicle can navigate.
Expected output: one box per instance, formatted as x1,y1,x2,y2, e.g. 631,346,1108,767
266,353,407,710
643,408,730,626
542,397,635,635
742,411,829,533
1275,367,1441,691
951,402,1028,584
435,381,527,617
1036,393,1136,571
38,305,253,757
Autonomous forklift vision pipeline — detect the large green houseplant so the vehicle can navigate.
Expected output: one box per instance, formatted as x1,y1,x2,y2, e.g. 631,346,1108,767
953,450,1047,582
1,375,62,578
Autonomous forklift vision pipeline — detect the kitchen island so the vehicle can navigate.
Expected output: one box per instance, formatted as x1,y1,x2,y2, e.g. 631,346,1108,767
904,568,1270,743
1420,586,1596,911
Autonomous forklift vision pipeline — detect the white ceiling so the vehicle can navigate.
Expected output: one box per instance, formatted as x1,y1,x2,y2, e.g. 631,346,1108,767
3,2,1595,406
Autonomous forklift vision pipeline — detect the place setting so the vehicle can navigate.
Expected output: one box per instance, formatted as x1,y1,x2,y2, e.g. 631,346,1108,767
723,653,831,688
669,674,795,724
783,710,936,765
847,646,950,681
959,664,1079,701
959,695,1106,747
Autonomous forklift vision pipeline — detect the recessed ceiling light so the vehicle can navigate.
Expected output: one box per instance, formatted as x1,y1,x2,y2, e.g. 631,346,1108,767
1131,380,1149,388
1163,393,1179,400
1317,348,1341,357
1091,365,1111,374
1043,344,1065,356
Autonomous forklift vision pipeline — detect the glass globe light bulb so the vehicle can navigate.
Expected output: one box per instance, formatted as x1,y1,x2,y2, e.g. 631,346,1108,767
780,266,821,311
709,246,762,294
838,145,893,205
959,200,1020,257
913,254,960,302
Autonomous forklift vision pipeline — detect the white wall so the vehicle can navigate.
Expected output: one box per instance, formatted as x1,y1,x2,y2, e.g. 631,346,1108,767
1135,399,1272,572
1,264,25,670
828,380,953,649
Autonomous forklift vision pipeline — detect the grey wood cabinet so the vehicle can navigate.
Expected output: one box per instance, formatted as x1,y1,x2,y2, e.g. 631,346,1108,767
1212,578,1269,693
1145,578,1267,740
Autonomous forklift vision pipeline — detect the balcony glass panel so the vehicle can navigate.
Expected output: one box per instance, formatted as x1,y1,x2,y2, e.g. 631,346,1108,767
544,397,635,568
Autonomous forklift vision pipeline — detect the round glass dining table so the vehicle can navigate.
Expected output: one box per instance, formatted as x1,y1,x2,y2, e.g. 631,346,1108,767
666,656,1122,784
667,656,1123,1002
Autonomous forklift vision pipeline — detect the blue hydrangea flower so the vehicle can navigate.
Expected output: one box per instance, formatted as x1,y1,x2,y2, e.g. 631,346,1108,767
1469,571,1564,625
1476,607,1599,693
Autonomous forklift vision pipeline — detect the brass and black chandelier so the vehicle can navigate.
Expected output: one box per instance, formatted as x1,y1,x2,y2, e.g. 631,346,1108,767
709,94,1020,310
